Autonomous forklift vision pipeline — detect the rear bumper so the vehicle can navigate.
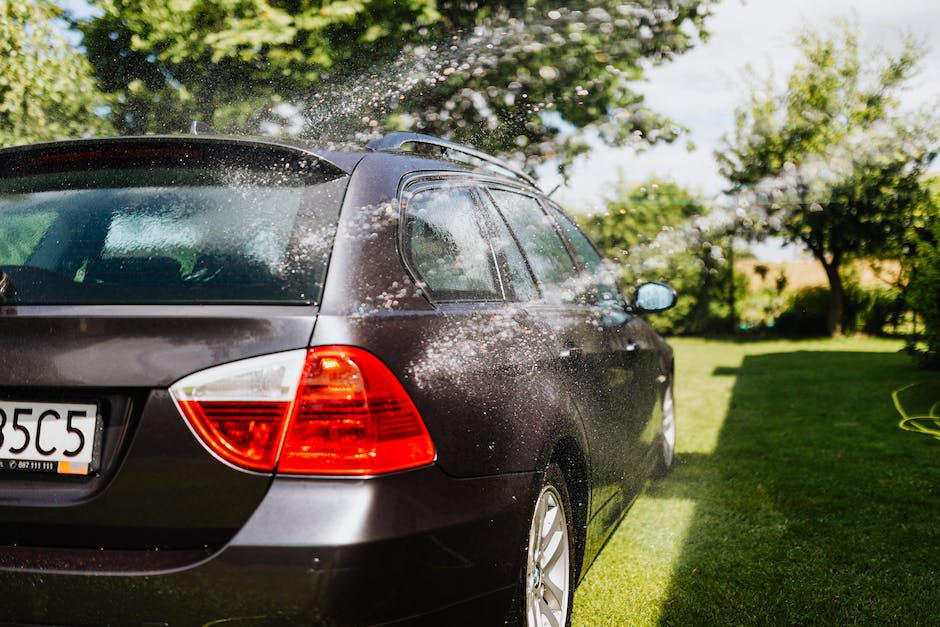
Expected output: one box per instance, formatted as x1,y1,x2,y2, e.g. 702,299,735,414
0,466,539,626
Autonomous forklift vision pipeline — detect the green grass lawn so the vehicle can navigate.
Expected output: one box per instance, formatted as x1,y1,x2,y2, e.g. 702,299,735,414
573,337,940,626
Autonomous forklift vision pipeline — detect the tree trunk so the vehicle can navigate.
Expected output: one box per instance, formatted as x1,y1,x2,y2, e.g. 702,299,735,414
821,259,844,337
728,233,736,333
803,238,846,336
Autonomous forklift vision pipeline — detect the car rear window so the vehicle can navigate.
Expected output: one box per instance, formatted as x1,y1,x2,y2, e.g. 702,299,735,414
0,143,347,305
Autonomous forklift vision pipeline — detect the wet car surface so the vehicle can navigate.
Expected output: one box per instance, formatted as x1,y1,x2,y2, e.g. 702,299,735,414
0,131,676,626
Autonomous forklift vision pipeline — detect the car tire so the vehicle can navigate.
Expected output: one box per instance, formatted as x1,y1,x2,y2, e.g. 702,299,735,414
654,383,676,477
519,463,575,627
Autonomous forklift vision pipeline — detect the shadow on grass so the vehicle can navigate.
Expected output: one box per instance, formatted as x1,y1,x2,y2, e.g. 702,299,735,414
653,350,940,625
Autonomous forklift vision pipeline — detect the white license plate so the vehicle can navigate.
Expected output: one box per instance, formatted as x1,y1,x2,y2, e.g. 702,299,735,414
0,401,101,475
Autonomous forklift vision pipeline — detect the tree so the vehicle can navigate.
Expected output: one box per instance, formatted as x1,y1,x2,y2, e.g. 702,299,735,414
582,178,704,252
906,179,940,367
579,178,734,334
77,0,717,169
0,0,112,145
716,19,938,335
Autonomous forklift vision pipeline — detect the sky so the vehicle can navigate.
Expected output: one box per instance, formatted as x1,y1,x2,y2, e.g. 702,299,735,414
543,0,940,212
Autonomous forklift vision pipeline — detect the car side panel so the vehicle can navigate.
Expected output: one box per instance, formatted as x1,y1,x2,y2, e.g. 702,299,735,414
311,307,584,478
318,156,590,479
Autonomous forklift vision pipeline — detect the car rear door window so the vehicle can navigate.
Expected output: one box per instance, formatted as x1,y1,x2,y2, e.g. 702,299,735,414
489,189,576,303
485,199,539,302
403,186,503,301
545,204,624,309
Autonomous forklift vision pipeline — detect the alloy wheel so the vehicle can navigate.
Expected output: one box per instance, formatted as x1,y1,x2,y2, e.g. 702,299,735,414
525,482,571,627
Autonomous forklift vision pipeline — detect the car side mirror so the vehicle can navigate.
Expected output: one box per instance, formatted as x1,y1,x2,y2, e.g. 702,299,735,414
633,282,677,313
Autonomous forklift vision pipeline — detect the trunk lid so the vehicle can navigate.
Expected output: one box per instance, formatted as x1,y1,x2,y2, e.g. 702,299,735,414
0,137,348,566
0,307,317,557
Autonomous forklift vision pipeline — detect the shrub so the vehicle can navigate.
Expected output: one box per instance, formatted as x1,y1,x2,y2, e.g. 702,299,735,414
906,217,940,367
773,282,905,338
576,179,738,337
774,286,830,336
843,284,903,336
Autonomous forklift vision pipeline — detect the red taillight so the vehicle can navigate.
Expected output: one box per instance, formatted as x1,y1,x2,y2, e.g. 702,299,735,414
279,347,436,475
170,347,436,475
176,400,289,472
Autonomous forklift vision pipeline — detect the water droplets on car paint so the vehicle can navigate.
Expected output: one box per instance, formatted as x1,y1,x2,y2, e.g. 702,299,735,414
336,201,399,243
408,307,550,389
355,279,418,315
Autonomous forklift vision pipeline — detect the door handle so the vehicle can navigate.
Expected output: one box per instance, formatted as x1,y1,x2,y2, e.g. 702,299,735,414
559,346,583,360
625,341,638,352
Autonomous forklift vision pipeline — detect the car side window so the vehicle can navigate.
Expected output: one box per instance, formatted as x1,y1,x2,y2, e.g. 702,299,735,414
403,186,503,301
489,189,577,303
480,195,539,302
545,204,624,310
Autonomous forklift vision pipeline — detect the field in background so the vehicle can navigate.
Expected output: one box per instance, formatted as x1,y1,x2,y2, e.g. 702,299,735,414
573,337,940,626
733,259,905,333
737,258,901,292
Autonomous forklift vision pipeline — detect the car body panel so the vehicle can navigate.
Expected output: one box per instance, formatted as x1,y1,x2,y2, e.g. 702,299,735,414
0,134,676,625
0,307,319,555
0,306,318,387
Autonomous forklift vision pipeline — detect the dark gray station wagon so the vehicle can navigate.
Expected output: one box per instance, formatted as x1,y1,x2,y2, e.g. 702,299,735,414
0,131,677,626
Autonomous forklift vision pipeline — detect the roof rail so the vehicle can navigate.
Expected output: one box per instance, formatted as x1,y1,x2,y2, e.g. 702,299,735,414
367,132,538,188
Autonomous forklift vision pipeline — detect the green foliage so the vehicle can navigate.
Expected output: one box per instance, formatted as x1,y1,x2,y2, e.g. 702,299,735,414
77,1,716,167
0,0,112,145
716,18,939,335
773,286,830,336
719,25,920,184
906,209,940,367
773,283,904,338
736,267,790,331
578,179,732,335
581,178,703,253
844,283,903,336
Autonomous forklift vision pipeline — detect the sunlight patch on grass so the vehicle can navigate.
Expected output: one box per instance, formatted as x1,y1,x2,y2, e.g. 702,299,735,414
671,339,741,455
573,497,698,627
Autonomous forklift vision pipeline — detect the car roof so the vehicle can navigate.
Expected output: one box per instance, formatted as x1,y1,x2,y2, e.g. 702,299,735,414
0,132,541,193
